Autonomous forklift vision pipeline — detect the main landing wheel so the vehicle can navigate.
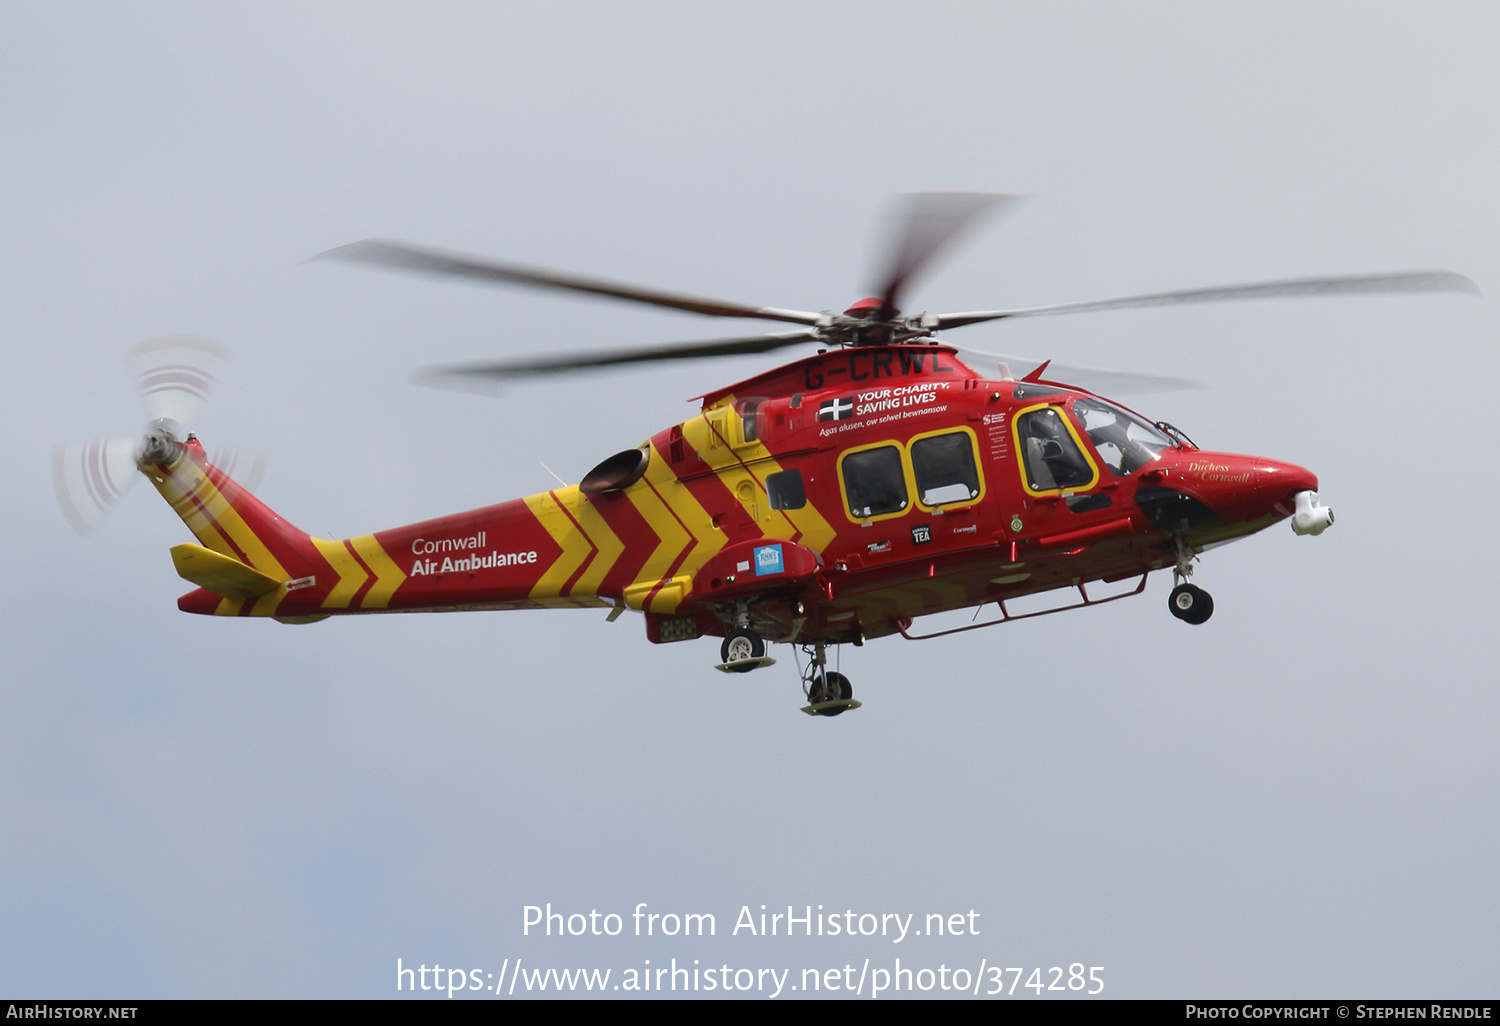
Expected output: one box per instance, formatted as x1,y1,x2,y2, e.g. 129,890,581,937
808,671,854,716
721,628,766,672
1169,583,1214,625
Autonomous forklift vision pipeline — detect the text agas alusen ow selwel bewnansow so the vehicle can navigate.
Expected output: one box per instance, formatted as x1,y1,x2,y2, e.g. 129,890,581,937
523,904,980,943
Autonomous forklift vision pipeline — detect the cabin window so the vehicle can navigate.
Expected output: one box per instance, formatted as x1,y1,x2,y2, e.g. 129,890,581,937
767,469,806,510
840,446,908,518
911,431,981,506
1016,406,1095,492
1071,398,1172,476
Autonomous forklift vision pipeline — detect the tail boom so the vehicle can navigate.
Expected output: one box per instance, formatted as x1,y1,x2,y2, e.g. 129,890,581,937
148,440,644,620
149,432,812,623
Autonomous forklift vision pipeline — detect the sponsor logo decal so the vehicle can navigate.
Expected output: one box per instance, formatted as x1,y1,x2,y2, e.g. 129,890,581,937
1189,461,1252,483
753,544,784,576
911,524,932,545
852,383,944,416
818,397,853,422
409,550,538,576
412,532,486,554
815,384,953,437
409,530,537,576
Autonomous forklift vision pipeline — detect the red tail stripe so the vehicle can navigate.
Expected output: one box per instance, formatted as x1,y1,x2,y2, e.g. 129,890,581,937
344,539,377,607
548,491,600,597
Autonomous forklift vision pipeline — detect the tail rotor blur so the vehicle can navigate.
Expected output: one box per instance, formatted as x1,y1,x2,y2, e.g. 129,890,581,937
54,338,260,535
128,336,230,439
52,438,140,535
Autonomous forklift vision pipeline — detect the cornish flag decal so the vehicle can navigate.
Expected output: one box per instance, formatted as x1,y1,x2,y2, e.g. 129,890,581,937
818,397,853,421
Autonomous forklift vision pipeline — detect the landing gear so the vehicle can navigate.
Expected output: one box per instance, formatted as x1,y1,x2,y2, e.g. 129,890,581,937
812,671,853,706
1168,537,1213,625
716,627,775,673
1169,583,1214,625
721,628,764,664
712,605,859,714
798,641,861,717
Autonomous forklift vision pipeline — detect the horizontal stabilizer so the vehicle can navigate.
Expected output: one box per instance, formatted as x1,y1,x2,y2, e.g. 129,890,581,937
170,543,281,600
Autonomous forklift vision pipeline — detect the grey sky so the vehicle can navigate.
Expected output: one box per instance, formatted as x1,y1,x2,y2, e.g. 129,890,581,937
1,2,1496,998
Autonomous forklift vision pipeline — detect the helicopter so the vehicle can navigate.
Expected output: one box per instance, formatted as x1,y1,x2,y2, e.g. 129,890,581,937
57,193,1478,716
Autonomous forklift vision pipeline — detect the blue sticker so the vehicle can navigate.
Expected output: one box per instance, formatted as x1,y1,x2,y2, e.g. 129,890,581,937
753,544,784,576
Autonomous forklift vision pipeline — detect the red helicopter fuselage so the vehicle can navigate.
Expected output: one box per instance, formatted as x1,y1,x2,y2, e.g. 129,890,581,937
148,345,1319,664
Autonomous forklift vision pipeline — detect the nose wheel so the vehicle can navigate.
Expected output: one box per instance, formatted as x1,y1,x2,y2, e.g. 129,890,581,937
1167,537,1213,625
1169,583,1214,625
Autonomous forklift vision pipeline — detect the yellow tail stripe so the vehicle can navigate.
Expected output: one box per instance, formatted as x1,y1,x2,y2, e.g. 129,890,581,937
181,468,289,580
156,467,235,557
311,537,369,609
348,535,406,609
523,489,595,607
150,458,291,617
567,492,626,599
622,464,693,611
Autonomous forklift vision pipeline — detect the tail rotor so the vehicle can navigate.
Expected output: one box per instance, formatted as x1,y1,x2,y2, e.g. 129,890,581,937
54,337,259,535
52,437,141,535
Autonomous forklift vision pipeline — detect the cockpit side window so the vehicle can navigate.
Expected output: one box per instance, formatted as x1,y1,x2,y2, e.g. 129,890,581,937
1071,398,1173,476
840,445,908,519
911,431,981,507
1016,406,1096,493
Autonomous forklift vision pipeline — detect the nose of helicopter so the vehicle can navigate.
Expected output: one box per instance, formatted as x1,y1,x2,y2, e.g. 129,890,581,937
1145,452,1318,524
1252,458,1319,513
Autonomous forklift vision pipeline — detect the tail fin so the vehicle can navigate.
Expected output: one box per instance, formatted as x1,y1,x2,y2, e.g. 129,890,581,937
142,437,325,617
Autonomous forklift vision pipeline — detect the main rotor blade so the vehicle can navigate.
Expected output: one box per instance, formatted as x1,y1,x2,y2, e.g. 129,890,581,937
934,270,1481,329
415,329,823,390
872,191,1019,321
948,344,1200,395
317,240,823,326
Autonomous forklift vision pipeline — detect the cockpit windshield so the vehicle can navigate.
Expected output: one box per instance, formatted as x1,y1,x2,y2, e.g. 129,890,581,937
1071,398,1174,476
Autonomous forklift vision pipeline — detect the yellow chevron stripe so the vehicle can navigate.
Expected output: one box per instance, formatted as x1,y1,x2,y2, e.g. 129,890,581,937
349,535,406,609
567,491,626,599
155,465,234,556
310,537,369,609
177,467,289,580
151,459,291,616
738,445,837,553
679,411,838,554
523,490,595,608
637,441,725,612
622,458,694,611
